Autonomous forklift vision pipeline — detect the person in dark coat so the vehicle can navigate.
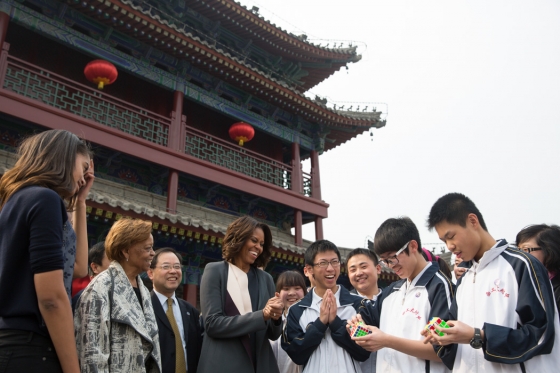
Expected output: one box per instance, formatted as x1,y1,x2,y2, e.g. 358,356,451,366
198,216,284,373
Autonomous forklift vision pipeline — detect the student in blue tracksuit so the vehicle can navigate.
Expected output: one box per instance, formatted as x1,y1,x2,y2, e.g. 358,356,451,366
422,193,560,373
282,240,370,372
351,217,454,373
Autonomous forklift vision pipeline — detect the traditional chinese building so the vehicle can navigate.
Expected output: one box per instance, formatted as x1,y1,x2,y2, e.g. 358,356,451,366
0,0,385,305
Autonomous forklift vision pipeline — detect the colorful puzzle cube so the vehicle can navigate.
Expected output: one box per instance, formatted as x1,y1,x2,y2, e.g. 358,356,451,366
424,317,450,337
350,321,372,338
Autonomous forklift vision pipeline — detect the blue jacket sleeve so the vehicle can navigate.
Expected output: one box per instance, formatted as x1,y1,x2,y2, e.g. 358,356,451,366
482,253,557,364
329,312,371,362
281,307,327,366
357,289,385,327
427,272,456,368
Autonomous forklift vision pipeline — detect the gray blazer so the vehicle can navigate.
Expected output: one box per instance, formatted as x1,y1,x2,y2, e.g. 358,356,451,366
198,261,282,373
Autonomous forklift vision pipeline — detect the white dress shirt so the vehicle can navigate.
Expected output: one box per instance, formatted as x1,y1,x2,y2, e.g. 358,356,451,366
154,289,187,363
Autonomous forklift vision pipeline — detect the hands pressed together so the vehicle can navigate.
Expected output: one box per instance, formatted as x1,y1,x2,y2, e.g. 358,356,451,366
263,294,284,322
319,289,338,325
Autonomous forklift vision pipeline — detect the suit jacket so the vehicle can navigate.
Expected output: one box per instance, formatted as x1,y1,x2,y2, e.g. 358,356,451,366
74,261,162,373
198,261,282,373
151,291,203,373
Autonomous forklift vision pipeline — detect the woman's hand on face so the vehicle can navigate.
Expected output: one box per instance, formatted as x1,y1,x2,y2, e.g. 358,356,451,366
77,159,95,203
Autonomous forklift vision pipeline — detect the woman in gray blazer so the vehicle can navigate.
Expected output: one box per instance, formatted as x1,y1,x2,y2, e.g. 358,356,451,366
198,216,284,373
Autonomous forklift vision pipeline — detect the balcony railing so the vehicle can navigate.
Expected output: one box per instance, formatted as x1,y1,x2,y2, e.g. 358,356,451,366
184,125,298,192
2,54,170,147
0,45,313,197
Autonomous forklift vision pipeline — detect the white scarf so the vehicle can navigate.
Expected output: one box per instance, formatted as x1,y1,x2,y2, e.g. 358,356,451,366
227,262,253,315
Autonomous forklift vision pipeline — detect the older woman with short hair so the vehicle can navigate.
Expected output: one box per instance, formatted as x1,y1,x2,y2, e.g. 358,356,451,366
74,218,161,373
198,216,284,373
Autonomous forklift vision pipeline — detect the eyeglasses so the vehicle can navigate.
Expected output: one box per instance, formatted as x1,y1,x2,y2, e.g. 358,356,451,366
156,264,182,271
379,241,410,267
313,259,341,268
520,247,542,254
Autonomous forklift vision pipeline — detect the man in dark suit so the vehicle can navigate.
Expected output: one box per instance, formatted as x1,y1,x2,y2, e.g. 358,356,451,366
148,248,202,373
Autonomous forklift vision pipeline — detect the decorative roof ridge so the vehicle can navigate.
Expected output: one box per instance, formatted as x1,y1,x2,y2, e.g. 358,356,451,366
87,187,306,254
225,0,360,56
115,0,378,124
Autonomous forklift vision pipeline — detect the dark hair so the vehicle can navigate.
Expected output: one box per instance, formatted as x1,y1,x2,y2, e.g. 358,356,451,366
88,242,106,277
346,248,379,267
304,240,340,266
420,248,452,279
516,224,560,273
427,193,487,231
0,129,91,211
275,270,308,295
222,216,272,269
373,217,421,256
150,247,183,269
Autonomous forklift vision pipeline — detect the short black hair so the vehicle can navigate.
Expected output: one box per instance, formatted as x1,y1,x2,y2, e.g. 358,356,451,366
304,240,340,266
150,247,183,268
346,248,378,267
373,217,421,256
516,224,560,273
88,242,106,277
275,270,308,295
427,193,487,231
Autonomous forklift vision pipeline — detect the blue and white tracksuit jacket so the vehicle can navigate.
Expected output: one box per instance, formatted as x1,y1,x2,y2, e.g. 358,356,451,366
359,262,455,373
437,239,560,373
281,285,370,373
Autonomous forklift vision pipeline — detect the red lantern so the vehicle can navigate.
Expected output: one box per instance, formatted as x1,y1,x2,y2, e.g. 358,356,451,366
84,60,118,89
229,122,254,146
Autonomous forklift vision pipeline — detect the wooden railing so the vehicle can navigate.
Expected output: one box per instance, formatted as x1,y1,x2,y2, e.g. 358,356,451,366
0,43,313,197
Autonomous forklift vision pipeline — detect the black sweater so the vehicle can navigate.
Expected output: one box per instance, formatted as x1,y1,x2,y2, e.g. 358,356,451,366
0,186,67,336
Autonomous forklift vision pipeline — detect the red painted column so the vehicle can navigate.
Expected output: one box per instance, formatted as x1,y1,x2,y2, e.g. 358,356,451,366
310,150,323,240
314,216,324,241
294,209,303,246
291,143,303,194
0,12,9,47
184,284,198,307
0,12,10,88
310,150,322,200
166,90,185,213
166,170,179,213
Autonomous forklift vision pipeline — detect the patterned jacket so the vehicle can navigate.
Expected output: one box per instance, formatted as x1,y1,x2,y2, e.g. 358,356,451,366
74,261,162,373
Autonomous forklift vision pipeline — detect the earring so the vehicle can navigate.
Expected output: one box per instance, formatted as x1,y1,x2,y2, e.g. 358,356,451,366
126,257,129,262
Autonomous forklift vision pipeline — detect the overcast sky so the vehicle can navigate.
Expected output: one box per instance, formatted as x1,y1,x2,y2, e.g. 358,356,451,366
240,0,560,250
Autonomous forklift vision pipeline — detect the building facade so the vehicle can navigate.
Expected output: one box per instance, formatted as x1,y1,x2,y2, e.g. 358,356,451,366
0,0,385,305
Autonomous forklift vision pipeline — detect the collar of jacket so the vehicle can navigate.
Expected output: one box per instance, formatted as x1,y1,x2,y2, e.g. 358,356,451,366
461,239,510,272
391,261,442,291
106,261,159,344
297,285,360,308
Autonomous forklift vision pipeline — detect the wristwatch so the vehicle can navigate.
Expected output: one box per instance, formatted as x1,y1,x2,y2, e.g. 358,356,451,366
470,327,483,349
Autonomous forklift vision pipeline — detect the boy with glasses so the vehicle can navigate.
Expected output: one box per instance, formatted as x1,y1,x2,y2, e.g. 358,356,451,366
282,240,370,372
351,217,454,373
421,193,560,373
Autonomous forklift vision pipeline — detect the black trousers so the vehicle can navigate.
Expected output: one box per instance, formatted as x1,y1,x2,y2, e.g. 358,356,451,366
0,329,62,373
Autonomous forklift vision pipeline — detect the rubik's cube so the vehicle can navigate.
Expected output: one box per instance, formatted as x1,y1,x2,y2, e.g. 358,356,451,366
350,321,372,338
425,317,450,337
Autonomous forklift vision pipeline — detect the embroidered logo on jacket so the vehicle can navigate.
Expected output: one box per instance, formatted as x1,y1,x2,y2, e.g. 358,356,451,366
485,278,510,298
402,307,422,320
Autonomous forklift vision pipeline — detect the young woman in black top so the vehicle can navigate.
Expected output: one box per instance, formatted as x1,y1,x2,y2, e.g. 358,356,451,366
0,129,93,373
